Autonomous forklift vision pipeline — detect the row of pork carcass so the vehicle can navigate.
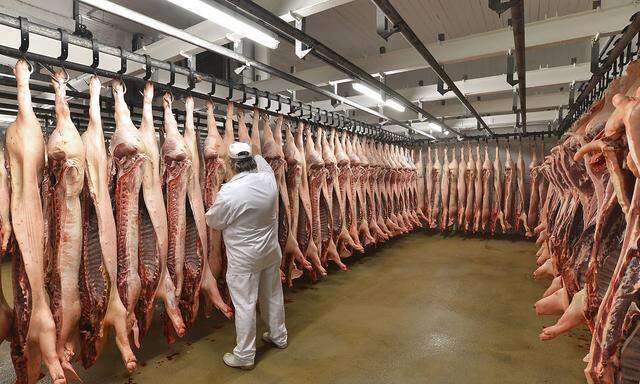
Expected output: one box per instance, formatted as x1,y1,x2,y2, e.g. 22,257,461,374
0,59,425,384
415,140,547,236
531,59,640,384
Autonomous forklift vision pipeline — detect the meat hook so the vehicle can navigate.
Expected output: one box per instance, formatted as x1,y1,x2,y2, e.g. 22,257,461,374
143,54,153,81
117,46,127,75
90,38,99,73
18,16,30,54
240,84,247,104
265,91,272,111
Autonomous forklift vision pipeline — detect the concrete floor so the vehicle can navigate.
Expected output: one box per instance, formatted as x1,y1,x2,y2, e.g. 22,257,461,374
0,233,589,384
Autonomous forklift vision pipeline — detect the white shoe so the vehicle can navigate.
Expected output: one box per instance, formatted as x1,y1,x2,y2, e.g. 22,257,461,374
262,332,287,349
223,353,254,370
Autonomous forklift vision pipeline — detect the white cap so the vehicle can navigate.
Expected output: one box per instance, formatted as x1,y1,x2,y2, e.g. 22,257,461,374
228,141,252,159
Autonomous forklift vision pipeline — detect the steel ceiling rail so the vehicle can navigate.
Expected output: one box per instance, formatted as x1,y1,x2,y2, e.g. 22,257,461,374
561,12,640,131
75,0,414,141
510,0,527,133
210,0,452,140
418,130,556,144
370,0,495,137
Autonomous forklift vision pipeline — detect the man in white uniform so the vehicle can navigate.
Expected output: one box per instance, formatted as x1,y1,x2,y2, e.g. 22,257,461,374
205,141,288,370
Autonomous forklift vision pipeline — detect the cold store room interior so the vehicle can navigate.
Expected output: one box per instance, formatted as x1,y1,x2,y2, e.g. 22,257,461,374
0,0,636,383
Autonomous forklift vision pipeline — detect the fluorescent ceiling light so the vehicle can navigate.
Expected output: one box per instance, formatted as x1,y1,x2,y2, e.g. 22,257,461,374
352,82,381,100
351,83,405,112
384,99,405,112
163,0,280,49
427,122,442,132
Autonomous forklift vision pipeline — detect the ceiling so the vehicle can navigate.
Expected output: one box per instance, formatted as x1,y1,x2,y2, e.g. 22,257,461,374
268,0,596,73
8,0,633,137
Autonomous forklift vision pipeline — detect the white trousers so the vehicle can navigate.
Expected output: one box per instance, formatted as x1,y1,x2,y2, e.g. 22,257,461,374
226,262,288,363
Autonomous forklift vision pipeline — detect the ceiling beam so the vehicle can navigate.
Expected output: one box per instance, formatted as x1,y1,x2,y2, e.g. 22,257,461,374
127,0,355,64
213,0,460,138
386,110,557,134
378,91,569,123
449,110,557,130
251,3,639,93
275,0,354,22
310,63,590,113
67,0,355,91
370,0,492,136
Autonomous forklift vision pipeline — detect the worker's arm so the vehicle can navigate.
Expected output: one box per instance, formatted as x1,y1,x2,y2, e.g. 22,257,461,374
254,154,274,175
205,192,234,230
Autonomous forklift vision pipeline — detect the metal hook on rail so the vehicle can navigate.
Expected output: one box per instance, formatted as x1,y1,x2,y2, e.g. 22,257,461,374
89,38,100,73
57,28,68,64
208,77,216,99
227,79,234,101
167,62,176,87
252,87,260,107
276,94,283,113
186,66,196,93
18,16,29,54
143,54,153,81
117,46,127,75
265,91,272,111
287,99,297,117
240,84,247,104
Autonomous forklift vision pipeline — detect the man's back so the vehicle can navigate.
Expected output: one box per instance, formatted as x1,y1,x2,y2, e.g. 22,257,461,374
206,155,281,273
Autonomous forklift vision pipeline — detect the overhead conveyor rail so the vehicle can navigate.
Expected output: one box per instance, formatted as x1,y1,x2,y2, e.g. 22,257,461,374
74,0,418,142
370,0,495,138
560,12,640,132
0,12,410,143
209,0,458,140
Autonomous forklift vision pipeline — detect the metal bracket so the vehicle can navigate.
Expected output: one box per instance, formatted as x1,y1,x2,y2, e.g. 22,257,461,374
591,35,601,74
506,50,518,86
330,82,341,108
437,77,450,95
289,13,312,59
512,89,518,113
488,0,518,16
375,6,398,41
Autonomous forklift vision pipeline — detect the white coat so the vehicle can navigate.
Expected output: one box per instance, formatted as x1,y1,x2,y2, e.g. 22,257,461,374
205,155,282,273
205,155,287,363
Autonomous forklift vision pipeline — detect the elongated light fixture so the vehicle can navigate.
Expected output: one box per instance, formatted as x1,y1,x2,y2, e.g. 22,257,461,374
352,82,405,112
163,0,279,49
427,122,442,132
